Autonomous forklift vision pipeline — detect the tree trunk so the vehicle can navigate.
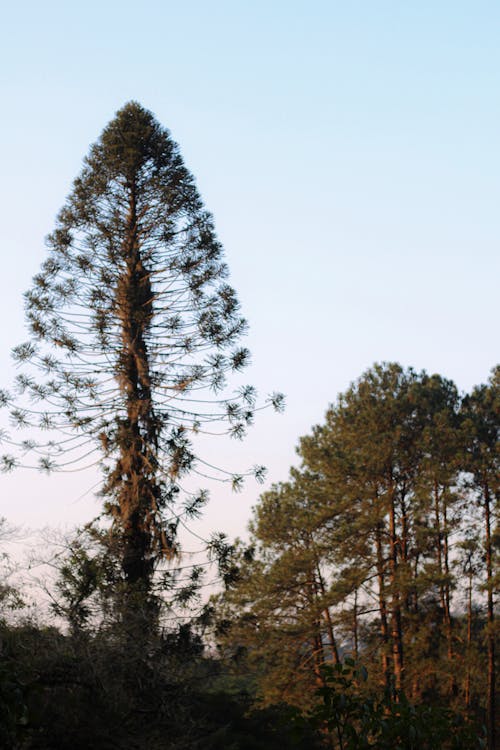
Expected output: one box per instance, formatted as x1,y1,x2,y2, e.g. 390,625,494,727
315,561,340,664
484,483,496,750
375,522,391,689
309,570,328,685
115,183,159,606
353,588,359,661
442,501,456,694
464,564,473,710
434,481,456,693
389,490,403,694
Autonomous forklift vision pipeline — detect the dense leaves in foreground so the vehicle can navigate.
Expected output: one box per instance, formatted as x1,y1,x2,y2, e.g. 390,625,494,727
0,620,314,750
0,623,485,749
306,661,484,749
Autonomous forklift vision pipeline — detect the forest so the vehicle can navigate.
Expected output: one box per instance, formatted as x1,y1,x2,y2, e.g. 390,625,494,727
0,103,498,750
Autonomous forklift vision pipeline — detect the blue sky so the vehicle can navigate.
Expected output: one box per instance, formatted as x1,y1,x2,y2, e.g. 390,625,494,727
0,1,499,540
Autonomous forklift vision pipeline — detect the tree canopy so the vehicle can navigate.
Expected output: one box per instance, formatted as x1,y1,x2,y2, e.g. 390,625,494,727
215,363,498,747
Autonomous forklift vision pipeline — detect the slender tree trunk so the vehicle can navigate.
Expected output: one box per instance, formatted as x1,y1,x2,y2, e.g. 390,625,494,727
434,481,455,692
389,490,403,693
375,522,391,689
442,501,453,647
410,548,421,702
309,570,328,686
411,548,420,615
323,607,340,665
353,588,359,661
464,565,473,710
315,561,340,664
412,551,420,615
434,482,446,615
442,501,457,695
483,483,496,750
400,494,410,613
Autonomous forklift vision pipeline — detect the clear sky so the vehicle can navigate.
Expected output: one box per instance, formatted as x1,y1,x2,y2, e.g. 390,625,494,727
0,1,499,544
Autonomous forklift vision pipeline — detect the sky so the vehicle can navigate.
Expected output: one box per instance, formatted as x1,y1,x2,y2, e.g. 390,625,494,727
0,1,499,548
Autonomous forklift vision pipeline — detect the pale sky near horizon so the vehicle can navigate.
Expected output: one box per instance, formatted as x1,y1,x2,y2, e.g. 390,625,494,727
0,2,498,550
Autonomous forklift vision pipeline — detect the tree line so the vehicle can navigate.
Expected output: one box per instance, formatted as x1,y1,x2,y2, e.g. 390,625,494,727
0,103,496,748
214,362,498,747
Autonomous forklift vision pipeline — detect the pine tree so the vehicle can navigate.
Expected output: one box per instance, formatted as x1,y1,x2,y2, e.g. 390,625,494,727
214,478,341,708
0,102,281,621
300,363,428,693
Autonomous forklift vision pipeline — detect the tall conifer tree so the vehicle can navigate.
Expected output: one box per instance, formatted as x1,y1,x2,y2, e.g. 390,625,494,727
1,102,280,616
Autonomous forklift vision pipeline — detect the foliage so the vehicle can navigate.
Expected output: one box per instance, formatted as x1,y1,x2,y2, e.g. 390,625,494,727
0,648,27,749
306,660,486,749
0,619,318,750
214,363,498,743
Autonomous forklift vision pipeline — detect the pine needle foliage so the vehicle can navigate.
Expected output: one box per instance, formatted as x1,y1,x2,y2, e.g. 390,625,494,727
215,362,497,744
